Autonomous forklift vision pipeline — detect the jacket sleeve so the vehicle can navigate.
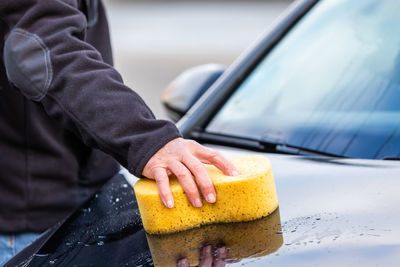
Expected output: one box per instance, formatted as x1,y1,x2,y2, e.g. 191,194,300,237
0,0,181,177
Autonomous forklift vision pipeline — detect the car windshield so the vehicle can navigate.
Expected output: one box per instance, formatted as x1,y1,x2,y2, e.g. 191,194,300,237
206,0,400,159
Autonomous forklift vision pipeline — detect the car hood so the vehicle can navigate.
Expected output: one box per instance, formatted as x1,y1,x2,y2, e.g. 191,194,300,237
208,145,400,266
6,147,400,267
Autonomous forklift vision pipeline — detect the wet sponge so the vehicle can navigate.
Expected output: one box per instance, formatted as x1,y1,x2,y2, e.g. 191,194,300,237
134,155,278,234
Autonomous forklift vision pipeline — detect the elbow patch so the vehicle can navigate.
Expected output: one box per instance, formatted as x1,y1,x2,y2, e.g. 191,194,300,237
3,28,53,101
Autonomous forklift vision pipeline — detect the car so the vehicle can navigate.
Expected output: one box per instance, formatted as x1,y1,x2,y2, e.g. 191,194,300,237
6,0,400,266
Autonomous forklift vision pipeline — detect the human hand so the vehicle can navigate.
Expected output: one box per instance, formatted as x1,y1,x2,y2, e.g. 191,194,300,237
177,245,227,267
142,137,239,208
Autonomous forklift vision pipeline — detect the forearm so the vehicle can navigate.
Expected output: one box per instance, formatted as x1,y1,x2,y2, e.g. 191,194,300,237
1,0,181,176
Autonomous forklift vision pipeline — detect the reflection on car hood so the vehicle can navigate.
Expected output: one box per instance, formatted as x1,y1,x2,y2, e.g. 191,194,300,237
209,145,400,266
6,147,400,267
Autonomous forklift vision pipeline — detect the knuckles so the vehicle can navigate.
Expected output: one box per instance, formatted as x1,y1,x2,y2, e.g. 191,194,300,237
174,169,191,179
191,164,207,175
199,181,214,190
185,188,198,196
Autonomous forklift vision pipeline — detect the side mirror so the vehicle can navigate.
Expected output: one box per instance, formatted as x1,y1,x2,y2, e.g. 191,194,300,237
161,64,225,122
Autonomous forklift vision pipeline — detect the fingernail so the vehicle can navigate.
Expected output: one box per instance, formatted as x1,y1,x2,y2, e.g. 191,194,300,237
218,246,227,254
166,199,174,208
217,246,227,258
232,170,240,176
177,258,188,267
194,198,203,208
205,245,212,253
206,193,216,203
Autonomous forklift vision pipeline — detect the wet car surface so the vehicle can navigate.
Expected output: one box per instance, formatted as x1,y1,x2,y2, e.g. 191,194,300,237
5,172,282,267
6,152,400,266
6,174,151,267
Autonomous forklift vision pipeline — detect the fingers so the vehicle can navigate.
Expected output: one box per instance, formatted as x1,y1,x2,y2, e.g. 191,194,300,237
213,247,227,267
197,245,227,267
182,155,216,204
168,160,203,208
177,258,189,267
199,245,213,267
192,144,239,176
142,138,239,209
153,168,174,208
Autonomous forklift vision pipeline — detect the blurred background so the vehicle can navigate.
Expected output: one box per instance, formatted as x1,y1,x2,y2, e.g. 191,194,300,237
103,0,293,120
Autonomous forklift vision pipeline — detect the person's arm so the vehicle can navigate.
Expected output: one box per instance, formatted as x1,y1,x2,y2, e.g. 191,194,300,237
2,0,178,176
1,0,238,208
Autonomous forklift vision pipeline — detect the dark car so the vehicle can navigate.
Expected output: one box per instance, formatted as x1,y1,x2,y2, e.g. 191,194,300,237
6,0,400,266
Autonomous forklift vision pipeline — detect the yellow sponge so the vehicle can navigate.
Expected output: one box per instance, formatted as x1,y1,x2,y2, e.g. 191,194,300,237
147,209,283,267
134,155,278,234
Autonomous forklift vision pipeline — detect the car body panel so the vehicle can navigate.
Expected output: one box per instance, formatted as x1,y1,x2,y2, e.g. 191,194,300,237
208,145,400,266
6,147,400,266
5,174,152,267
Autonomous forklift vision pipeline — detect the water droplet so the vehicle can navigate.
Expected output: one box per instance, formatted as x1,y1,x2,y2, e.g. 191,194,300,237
115,198,120,202
122,184,128,188
97,241,104,246
49,260,55,265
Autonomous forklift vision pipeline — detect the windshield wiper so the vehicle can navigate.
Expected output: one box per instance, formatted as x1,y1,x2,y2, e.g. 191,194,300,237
272,142,340,157
191,131,266,151
382,157,400,160
191,131,340,157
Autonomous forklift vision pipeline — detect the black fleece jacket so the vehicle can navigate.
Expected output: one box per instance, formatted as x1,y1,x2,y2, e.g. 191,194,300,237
0,0,181,232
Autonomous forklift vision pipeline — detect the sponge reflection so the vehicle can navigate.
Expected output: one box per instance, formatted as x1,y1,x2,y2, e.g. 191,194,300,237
146,208,283,267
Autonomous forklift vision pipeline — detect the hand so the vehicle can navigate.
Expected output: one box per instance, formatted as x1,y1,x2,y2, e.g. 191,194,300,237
142,137,239,208
177,245,227,267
